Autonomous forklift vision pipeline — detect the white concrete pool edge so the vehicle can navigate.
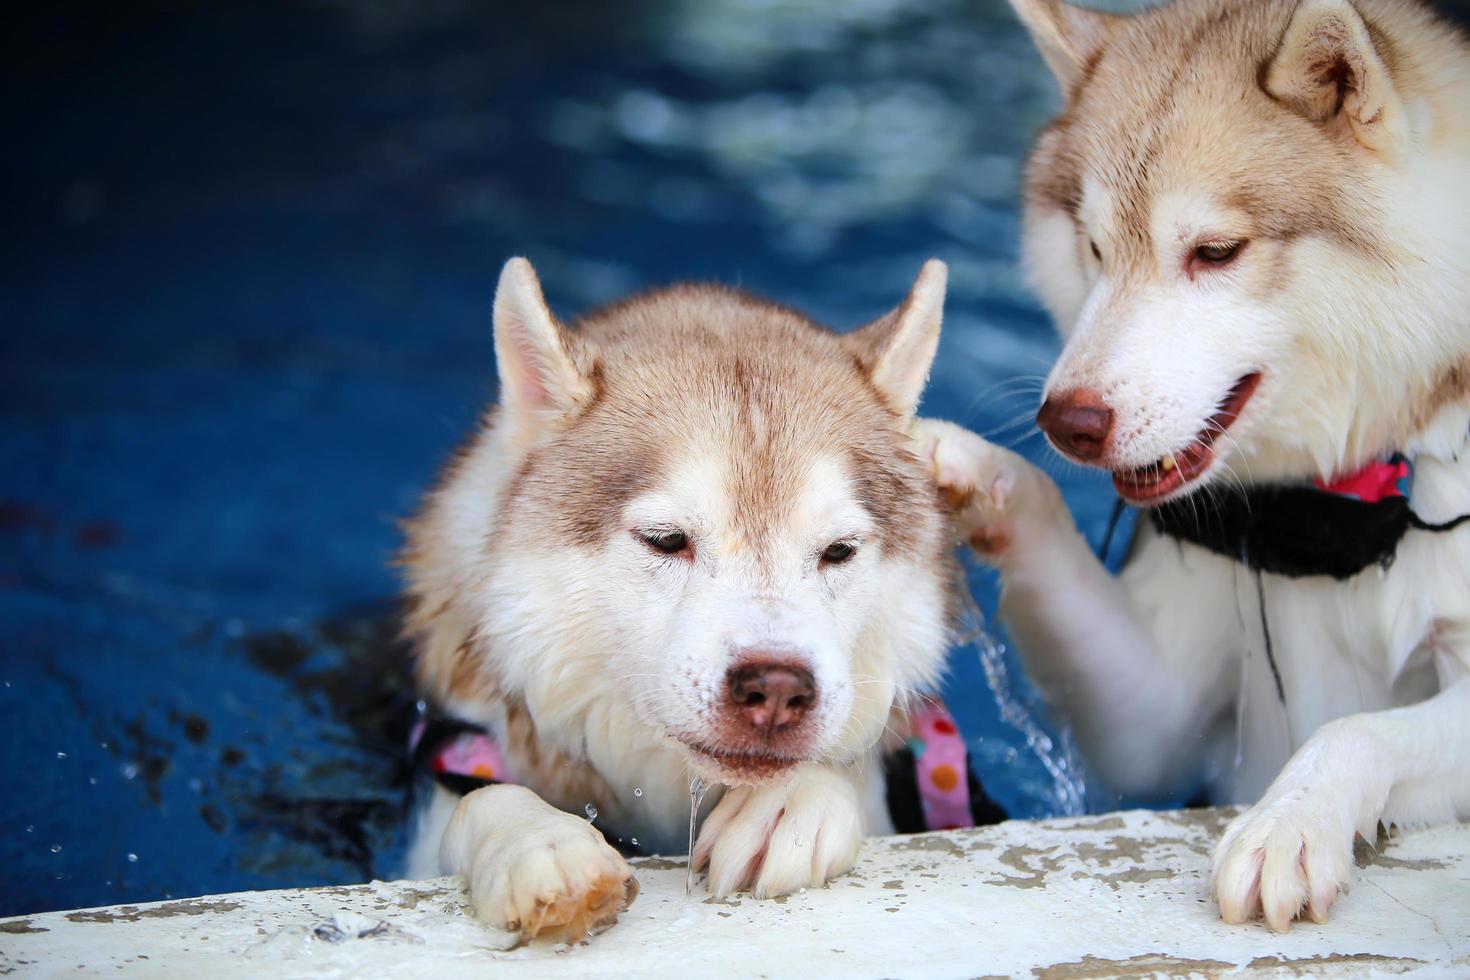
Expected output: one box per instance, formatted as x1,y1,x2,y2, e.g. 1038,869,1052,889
3,808,1466,979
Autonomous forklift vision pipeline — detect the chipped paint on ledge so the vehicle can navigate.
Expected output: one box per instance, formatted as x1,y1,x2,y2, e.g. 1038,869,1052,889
1,809,1465,979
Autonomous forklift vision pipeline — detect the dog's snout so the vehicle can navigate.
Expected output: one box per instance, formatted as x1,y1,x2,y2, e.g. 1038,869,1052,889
1037,390,1114,462
725,661,816,733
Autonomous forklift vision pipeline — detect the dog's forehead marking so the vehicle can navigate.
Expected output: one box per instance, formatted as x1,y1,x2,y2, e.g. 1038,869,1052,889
1042,0,1385,273
794,456,870,534
504,286,937,560
626,441,854,570
1148,189,1235,252
1077,176,1116,244
712,367,890,566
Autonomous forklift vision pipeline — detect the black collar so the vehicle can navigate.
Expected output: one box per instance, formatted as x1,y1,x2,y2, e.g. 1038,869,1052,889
1150,484,1470,580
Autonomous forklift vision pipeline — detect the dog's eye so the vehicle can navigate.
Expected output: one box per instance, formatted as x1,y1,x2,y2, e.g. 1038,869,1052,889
820,541,856,565
1192,239,1245,268
1089,239,1102,262
639,529,690,556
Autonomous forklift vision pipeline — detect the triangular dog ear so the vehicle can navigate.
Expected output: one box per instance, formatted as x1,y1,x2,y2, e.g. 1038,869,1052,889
1007,0,1117,96
845,260,947,418
492,258,593,428
1263,0,1409,157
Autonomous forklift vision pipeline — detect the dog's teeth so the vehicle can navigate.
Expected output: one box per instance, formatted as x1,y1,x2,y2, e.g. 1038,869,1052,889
1161,454,1177,472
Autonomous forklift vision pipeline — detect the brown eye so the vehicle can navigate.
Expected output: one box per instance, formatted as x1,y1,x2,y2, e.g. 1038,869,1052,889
1192,239,1245,269
821,541,856,565
1089,240,1102,262
639,530,689,556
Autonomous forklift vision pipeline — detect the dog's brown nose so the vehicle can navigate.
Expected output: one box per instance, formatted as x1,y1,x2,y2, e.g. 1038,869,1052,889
726,662,816,733
1037,390,1113,462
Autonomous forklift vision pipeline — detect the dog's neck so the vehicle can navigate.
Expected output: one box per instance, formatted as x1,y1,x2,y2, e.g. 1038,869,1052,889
1151,410,1470,582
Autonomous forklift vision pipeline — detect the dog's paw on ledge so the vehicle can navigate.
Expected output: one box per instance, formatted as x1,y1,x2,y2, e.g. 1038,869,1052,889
440,785,639,946
1212,793,1357,932
692,767,865,898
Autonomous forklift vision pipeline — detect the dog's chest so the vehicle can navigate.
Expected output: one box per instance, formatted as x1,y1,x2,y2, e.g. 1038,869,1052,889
1123,458,1470,800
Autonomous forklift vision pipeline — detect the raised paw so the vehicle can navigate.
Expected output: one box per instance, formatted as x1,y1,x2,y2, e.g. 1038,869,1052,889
1211,794,1356,932
692,767,864,898
911,417,1061,560
441,785,638,945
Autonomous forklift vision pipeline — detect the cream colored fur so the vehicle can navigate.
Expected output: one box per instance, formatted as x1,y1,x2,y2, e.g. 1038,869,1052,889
401,257,956,943
920,0,1470,934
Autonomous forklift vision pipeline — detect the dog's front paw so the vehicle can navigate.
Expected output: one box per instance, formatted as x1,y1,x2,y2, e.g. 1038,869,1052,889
691,767,864,898
911,417,1063,561
1212,792,1356,932
441,785,638,945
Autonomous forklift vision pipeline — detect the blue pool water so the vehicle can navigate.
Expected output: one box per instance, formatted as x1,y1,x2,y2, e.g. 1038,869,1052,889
3,0,1096,917
24,0,1456,916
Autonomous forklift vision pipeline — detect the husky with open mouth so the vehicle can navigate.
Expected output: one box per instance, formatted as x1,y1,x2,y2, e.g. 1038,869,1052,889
399,258,988,943
921,0,1470,934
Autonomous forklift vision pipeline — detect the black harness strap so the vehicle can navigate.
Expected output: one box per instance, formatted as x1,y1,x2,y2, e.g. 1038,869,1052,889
1408,510,1470,534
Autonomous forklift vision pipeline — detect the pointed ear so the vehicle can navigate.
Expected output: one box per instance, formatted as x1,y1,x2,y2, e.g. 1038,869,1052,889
845,260,947,417
492,258,592,422
1008,0,1116,95
1263,0,1408,157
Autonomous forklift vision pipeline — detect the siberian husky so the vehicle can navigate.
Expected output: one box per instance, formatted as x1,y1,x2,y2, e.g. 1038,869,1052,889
919,0,1470,932
399,257,967,943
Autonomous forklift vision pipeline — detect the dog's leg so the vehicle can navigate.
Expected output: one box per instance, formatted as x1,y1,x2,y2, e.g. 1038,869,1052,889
691,763,868,898
438,783,638,945
1213,676,1470,932
914,418,1237,796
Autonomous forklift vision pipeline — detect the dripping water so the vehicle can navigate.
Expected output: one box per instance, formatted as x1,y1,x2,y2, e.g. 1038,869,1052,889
955,577,1087,816
686,776,708,895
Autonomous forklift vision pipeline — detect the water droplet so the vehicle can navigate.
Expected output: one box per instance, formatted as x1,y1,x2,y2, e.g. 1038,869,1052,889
122,763,138,780
100,741,110,750
975,624,1087,816
686,776,709,896
89,777,97,785
584,803,598,822
50,844,61,853
633,787,643,798
25,825,34,833
794,835,804,847
56,751,67,760
127,853,138,863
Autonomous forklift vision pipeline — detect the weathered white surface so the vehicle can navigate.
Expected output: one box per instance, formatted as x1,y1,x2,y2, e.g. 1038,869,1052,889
3,809,1466,978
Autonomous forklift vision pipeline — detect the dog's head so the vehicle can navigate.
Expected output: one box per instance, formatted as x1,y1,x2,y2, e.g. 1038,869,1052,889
1011,0,1470,502
424,259,954,787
